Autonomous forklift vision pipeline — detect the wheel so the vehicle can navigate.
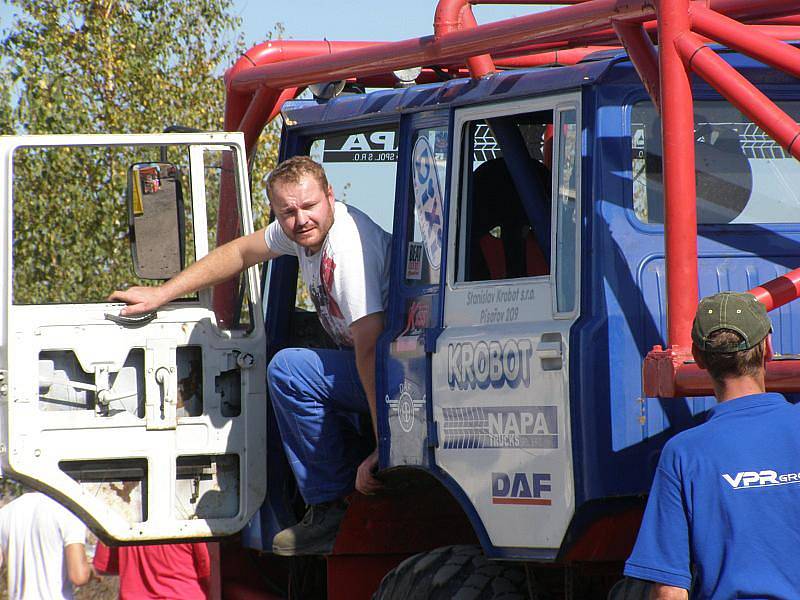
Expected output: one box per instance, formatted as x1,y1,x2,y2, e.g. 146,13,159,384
373,545,529,600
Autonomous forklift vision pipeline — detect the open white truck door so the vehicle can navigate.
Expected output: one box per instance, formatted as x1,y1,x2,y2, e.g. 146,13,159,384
0,133,266,542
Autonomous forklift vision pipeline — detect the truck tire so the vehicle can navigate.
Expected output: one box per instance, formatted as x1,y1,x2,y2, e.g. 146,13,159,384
373,545,529,600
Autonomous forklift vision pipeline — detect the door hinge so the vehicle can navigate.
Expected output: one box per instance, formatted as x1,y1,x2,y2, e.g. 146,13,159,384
0,370,7,397
427,418,440,448
424,327,444,354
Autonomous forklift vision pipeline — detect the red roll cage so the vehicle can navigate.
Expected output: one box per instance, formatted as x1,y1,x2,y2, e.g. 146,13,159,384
217,0,800,398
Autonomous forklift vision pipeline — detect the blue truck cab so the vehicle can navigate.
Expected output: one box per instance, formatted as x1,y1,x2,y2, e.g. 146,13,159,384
253,48,800,571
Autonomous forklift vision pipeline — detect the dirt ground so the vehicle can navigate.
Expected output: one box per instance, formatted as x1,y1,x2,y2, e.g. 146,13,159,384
76,574,120,599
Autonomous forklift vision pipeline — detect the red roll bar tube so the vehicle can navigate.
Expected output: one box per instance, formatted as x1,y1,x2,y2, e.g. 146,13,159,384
749,268,800,313
612,21,661,112
434,0,496,77
213,0,800,395
676,33,800,160
657,0,699,349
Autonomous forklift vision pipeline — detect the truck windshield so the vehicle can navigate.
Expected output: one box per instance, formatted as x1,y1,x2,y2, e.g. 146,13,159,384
632,100,800,225
309,126,398,234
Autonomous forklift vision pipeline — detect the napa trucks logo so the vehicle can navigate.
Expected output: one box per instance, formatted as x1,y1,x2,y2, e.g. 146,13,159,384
322,131,398,162
442,406,557,449
412,136,443,270
492,472,552,505
722,469,800,490
448,339,533,390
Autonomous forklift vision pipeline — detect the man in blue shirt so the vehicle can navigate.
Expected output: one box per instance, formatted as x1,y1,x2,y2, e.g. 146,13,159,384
624,291,800,599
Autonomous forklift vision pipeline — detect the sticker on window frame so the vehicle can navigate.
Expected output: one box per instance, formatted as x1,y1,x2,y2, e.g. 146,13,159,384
411,137,444,270
406,241,424,280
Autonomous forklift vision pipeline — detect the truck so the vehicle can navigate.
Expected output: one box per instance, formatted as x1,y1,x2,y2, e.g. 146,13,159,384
3,0,800,597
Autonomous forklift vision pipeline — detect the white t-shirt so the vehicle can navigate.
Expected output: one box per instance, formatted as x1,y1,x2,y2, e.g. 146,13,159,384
265,202,391,347
0,493,87,600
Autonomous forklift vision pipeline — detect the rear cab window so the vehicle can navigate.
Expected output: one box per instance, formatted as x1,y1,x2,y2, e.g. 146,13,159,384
632,100,800,225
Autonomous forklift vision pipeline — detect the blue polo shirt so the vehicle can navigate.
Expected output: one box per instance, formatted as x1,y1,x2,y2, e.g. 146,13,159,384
624,393,800,598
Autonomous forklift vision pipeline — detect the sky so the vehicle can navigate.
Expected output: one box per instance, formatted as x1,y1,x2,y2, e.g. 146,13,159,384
233,1,551,47
0,1,558,100
0,1,554,48
0,0,557,113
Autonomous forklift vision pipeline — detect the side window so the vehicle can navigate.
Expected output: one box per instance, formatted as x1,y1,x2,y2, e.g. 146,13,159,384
12,144,188,306
455,111,553,283
405,126,448,287
198,147,255,332
632,100,800,224
554,108,579,314
291,126,399,311
11,143,249,329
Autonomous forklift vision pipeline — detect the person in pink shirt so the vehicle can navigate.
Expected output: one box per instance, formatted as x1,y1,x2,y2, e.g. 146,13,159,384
94,541,210,599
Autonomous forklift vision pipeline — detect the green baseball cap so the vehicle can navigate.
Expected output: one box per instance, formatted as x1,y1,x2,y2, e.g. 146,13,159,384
691,292,771,353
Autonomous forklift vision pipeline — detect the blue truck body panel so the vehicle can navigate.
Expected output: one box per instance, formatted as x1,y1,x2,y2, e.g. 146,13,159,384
245,50,800,557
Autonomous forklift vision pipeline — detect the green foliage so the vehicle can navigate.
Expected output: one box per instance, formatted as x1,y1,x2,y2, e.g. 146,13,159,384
0,0,282,303
0,476,22,500
1,0,240,134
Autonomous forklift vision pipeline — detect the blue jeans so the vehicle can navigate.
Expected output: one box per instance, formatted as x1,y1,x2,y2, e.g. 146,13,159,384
267,347,372,505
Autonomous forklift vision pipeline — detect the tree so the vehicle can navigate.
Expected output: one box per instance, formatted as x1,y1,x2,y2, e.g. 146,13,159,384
0,0,281,303
1,0,241,134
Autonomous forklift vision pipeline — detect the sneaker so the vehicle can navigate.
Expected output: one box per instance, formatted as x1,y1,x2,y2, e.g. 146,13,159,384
272,498,348,556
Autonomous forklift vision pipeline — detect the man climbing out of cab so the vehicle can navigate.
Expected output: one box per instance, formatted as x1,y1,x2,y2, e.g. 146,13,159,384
110,156,391,556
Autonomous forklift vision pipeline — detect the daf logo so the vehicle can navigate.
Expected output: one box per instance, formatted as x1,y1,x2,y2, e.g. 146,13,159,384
491,472,552,506
385,381,425,433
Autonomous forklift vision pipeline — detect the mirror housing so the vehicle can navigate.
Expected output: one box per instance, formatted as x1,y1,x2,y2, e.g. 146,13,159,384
126,162,185,279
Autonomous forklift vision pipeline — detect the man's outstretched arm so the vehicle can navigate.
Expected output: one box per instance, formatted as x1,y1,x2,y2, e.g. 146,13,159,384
109,228,277,315
351,312,385,495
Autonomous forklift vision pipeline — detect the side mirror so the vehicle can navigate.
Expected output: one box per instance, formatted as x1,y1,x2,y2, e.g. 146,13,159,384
126,162,185,279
